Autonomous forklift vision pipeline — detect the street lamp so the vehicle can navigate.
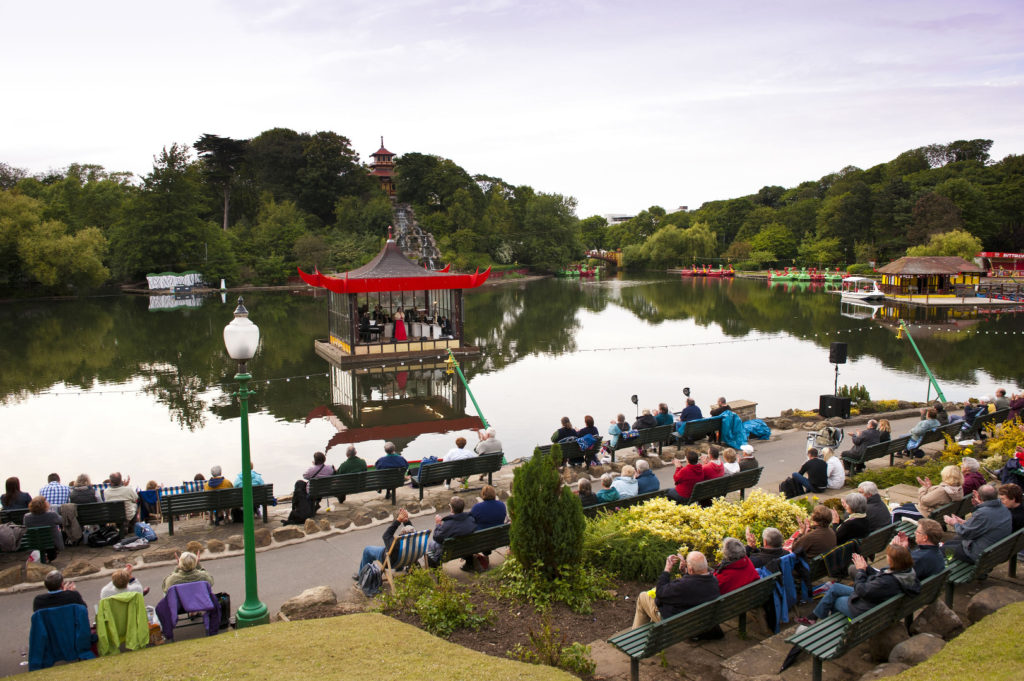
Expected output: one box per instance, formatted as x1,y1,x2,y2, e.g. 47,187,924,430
223,297,269,628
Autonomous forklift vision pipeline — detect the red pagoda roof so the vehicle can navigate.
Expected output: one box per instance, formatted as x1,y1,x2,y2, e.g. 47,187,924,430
370,167,394,176
298,239,490,293
373,145,394,157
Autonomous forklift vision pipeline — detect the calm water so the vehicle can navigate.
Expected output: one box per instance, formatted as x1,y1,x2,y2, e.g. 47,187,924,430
2,276,1022,492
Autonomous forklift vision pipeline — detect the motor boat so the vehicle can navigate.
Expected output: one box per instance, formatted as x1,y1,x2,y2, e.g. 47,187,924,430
837,276,885,301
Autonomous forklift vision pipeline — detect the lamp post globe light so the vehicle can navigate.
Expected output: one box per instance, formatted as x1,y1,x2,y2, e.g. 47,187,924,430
223,297,269,627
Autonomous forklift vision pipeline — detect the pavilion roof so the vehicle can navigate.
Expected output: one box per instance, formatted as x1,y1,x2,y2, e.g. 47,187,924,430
876,256,984,275
298,239,490,293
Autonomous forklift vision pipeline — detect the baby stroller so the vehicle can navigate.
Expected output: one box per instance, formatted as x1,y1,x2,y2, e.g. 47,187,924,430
806,425,844,451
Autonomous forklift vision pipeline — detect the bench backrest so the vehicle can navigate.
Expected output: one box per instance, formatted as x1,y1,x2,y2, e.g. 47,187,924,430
838,593,906,654
20,526,57,552
974,527,1024,576
688,475,730,502
680,417,723,440
416,453,503,484
858,435,911,461
723,467,763,496
76,501,128,525
614,425,675,450
536,441,582,457
582,490,667,517
441,524,510,561
159,485,274,513
856,523,898,558
895,569,949,621
309,468,404,497
0,508,29,524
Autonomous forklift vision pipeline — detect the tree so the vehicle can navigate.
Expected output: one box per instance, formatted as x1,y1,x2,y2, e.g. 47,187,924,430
297,131,371,224
578,215,607,250
754,185,785,208
0,190,44,286
750,222,796,260
906,230,983,260
934,178,992,242
17,221,109,290
243,127,307,204
0,162,28,190
909,192,962,245
194,134,248,231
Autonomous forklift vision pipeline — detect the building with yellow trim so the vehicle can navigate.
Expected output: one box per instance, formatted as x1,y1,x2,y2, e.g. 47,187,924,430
876,256,983,299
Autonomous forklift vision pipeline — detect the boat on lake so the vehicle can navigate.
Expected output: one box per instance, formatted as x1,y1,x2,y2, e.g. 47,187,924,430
680,265,735,277
837,276,885,301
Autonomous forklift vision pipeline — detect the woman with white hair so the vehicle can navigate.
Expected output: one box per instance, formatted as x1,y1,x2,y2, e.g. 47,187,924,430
892,464,964,522
831,493,870,544
161,551,213,593
822,448,845,490
713,537,759,594
961,457,985,496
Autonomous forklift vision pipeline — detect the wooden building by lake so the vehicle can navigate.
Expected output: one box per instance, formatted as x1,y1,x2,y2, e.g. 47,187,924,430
876,256,983,299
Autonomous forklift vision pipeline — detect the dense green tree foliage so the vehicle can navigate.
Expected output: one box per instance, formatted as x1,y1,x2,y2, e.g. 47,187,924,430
906,229,984,260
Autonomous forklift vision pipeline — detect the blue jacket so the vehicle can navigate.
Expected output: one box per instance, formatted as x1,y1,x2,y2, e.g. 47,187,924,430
432,511,476,543
679,405,703,422
470,500,507,529
955,498,1012,561
29,604,95,670
611,476,639,499
374,454,409,472
636,470,660,494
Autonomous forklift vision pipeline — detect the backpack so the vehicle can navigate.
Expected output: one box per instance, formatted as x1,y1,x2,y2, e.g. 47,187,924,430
576,434,598,451
0,523,24,552
358,561,383,597
411,456,439,488
134,521,157,542
87,526,121,547
215,592,231,628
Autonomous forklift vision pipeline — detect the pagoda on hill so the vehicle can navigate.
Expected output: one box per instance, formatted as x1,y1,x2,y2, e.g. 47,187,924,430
298,231,490,366
369,137,396,197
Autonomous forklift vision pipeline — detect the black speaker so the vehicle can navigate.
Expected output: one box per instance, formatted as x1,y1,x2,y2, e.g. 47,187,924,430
819,395,852,419
829,342,848,365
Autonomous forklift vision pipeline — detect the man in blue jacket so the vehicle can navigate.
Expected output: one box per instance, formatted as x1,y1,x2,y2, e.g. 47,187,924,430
374,442,409,473
635,459,660,494
943,484,1012,563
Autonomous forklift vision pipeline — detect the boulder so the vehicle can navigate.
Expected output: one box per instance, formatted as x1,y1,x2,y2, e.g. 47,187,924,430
781,409,794,417
910,600,962,639
222,537,242,551
645,456,665,469
351,513,372,527
142,548,178,564
774,418,794,431
185,541,204,555
303,519,320,534
62,560,99,578
24,563,51,582
967,586,1024,623
372,508,391,521
404,501,421,513
272,527,304,542
334,519,352,531
279,586,338,618
858,663,910,680
497,489,511,501
103,557,134,570
868,623,909,663
254,528,272,547
318,519,332,532
0,565,23,588
889,633,945,666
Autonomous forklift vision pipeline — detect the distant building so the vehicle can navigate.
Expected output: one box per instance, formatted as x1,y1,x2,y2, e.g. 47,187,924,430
603,213,634,225
876,256,983,298
369,137,396,197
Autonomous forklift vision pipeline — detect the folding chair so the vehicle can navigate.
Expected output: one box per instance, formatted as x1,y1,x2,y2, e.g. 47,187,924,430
381,529,431,593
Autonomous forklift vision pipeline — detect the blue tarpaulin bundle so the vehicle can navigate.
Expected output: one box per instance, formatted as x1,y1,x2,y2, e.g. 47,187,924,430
743,419,772,440
720,410,748,449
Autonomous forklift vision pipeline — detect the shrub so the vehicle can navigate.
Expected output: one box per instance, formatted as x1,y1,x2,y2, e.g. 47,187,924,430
508,616,597,677
497,557,613,614
846,263,875,275
736,260,762,271
838,383,871,404
377,568,490,637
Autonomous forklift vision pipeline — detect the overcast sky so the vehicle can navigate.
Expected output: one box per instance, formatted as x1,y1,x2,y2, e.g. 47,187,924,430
2,1,1022,218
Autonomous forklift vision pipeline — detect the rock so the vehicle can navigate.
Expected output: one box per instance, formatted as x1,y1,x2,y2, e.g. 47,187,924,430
334,519,352,530
185,541,204,555
859,662,910,680
318,519,332,532
279,585,338,618
781,409,794,417
103,557,134,570
889,633,945,665
0,565,23,588
405,501,421,513
608,461,623,473
272,527,304,542
142,548,179,564
24,563,51,582
372,508,391,521
967,586,1024,623
303,519,320,534
827,417,846,427
222,537,241,551
774,418,794,430
646,456,665,469
868,622,909,663
254,528,272,547
352,513,372,527
63,560,99,578
910,600,962,639
497,489,510,501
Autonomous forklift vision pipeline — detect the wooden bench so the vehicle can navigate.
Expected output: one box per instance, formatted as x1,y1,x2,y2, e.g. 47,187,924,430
683,467,764,505
856,522,899,560
669,416,723,446
608,573,780,681
1,527,58,560
76,501,129,534
409,453,504,501
894,496,973,535
309,468,406,507
536,441,594,466
439,524,510,564
843,435,911,472
959,408,1009,440
159,485,274,536
0,508,29,524
582,490,668,518
943,526,1024,606
786,570,948,681
610,425,675,461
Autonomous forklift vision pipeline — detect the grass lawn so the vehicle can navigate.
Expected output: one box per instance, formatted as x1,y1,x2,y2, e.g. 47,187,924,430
891,600,1024,681
31,613,576,681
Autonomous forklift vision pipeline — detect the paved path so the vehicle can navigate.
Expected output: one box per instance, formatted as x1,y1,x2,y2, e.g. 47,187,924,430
0,413,928,677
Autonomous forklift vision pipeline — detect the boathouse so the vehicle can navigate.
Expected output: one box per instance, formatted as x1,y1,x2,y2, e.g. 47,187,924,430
876,256,983,298
298,236,490,365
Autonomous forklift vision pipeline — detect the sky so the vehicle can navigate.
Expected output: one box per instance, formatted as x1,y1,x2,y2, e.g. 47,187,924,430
2,0,1023,218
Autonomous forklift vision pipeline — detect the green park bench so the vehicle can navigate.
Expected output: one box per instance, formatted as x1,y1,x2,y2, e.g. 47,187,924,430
536,440,596,466
843,421,961,472
943,526,1024,606
159,485,274,536
582,490,668,518
610,424,676,460
76,501,129,535
309,468,406,507
786,570,948,681
1,527,57,560
959,408,1010,440
855,522,899,560
439,523,510,564
608,573,780,681
894,496,973,536
683,467,763,505
0,509,29,524
669,416,723,447
409,453,504,501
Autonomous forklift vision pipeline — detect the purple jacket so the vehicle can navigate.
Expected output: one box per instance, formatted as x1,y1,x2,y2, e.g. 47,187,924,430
156,581,220,639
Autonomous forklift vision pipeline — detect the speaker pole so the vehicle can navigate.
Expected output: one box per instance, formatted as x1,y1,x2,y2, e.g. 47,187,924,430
834,364,839,396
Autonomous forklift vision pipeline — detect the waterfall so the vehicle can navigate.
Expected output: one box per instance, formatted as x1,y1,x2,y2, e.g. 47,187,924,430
392,203,443,269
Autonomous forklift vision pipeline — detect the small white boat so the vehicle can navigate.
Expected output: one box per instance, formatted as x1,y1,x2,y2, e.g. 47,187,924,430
838,276,885,301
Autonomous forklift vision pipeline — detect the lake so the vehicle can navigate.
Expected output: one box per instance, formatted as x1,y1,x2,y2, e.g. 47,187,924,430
1,276,1021,492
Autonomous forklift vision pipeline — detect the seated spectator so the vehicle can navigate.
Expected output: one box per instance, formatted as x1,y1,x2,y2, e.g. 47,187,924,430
1008,392,1024,421
721,448,740,475
99,565,147,603
374,442,409,473
994,388,1011,411
576,479,600,507
355,508,415,578
831,493,871,545
2,477,31,510
823,448,845,490
943,485,1012,563
632,551,720,629
934,401,950,425
68,474,100,504
745,527,789,571
905,408,940,457
999,483,1024,531
633,409,657,430
857,481,892,531
205,466,233,491
329,446,366,504
161,552,213,593
667,450,704,503
596,474,620,502
33,570,86,612
38,474,70,508
961,457,985,496
426,497,477,568
791,505,838,559
574,417,601,466
654,403,674,427
891,465,963,522
709,397,731,417
890,519,945,579
303,452,334,493
877,419,891,443
551,416,577,443
843,420,880,461
607,414,631,449
714,537,759,594
738,445,760,471
103,472,138,524
233,462,265,488
677,398,703,424
23,496,62,561
635,459,660,494
611,465,639,499
790,447,827,495
474,428,503,456
702,447,725,479
444,436,476,461
800,545,919,625
471,485,507,530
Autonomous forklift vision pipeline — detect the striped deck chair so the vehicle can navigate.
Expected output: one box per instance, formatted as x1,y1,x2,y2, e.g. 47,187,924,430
381,529,431,593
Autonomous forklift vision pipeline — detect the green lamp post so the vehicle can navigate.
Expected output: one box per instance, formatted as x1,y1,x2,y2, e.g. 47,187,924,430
223,297,270,628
